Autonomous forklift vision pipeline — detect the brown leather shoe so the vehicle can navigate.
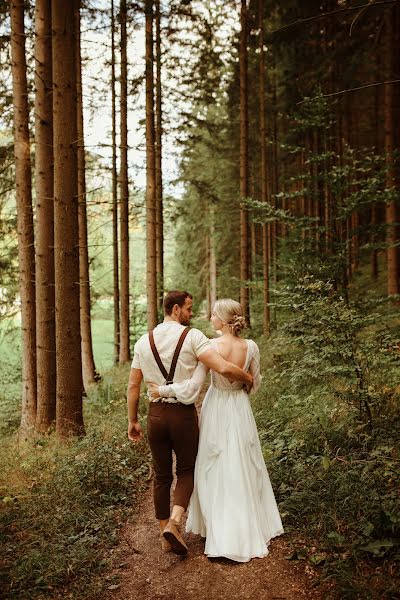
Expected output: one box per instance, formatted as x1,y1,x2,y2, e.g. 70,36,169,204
160,533,172,552
162,518,188,556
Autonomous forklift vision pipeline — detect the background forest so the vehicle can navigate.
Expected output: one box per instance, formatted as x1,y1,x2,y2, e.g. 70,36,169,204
0,0,399,599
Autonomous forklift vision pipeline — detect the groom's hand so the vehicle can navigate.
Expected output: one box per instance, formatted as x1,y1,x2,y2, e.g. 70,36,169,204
128,420,143,442
244,373,253,393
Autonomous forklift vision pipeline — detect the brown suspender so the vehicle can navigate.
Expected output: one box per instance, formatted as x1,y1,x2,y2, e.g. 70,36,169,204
149,327,190,385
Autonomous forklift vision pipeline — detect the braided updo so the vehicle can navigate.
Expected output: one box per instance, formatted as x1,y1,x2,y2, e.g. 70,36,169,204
213,299,247,337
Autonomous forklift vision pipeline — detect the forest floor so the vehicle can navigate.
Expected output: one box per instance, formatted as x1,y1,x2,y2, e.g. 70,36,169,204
104,387,333,600
105,486,330,600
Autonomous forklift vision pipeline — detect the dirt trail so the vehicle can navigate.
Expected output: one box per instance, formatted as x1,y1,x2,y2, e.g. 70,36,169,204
107,486,327,600
107,388,328,600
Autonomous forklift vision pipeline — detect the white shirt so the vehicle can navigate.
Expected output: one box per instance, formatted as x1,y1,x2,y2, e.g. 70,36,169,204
131,321,211,402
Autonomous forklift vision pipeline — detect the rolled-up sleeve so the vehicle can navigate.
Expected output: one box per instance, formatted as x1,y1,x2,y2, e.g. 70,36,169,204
131,340,141,369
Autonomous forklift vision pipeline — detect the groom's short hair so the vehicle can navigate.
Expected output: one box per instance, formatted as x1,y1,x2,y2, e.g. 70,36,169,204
163,290,192,315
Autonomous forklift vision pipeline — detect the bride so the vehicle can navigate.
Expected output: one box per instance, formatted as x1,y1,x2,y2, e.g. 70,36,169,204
149,298,284,562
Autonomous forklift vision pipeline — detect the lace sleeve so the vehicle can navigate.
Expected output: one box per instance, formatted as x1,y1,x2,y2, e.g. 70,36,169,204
248,341,262,395
158,362,209,405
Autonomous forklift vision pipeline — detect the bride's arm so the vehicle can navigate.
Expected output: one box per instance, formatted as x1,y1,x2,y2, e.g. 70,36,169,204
248,342,262,395
149,362,209,405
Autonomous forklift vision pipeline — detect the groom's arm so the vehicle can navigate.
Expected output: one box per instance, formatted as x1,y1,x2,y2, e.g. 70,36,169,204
198,349,252,386
127,367,144,442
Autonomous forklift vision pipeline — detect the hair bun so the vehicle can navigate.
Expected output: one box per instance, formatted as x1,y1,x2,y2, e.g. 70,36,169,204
213,298,246,337
230,314,246,336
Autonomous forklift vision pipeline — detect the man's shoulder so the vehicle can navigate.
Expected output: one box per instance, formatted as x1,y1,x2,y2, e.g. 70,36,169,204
134,332,150,349
188,328,212,357
189,327,209,340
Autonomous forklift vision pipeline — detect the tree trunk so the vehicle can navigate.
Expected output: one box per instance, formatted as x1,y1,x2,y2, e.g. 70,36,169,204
52,0,84,437
111,0,120,363
145,0,158,329
312,130,320,247
155,0,164,309
271,54,278,282
323,132,331,253
371,70,381,281
34,0,56,433
258,0,270,335
384,5,400,297
239,0,250,324
10,0,37,435
206,232,211,319
119,0,131,361
76,1,99,388
209,206,217,311
371,204,379,280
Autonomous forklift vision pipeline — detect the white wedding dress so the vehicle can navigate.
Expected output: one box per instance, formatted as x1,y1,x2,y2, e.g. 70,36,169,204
185,338,284,562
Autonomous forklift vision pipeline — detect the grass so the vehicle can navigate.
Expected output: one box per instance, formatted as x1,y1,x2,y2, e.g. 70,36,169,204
91,318,115,371
0,316,117,433
0,364,150,600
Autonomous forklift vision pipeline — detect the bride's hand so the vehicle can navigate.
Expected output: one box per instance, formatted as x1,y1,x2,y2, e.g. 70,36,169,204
148,382,160,400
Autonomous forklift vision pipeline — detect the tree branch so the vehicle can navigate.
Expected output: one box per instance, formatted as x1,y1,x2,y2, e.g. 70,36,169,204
297,79,400,104
270,0,399,35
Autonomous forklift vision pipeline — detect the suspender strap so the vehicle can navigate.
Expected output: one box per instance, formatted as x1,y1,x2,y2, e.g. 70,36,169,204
149,327,190,384
149,330,169,381
168,327,190,384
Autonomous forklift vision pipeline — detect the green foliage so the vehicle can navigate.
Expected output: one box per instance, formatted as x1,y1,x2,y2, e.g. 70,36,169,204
252,277,400,599
0,139,18,320
0,322,22,434
274,275,400,426
0,366,150,600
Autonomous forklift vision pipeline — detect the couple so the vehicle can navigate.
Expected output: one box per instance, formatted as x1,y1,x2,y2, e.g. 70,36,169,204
127,290,283,562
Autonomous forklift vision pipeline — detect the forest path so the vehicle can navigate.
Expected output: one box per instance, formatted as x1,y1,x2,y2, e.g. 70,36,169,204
107,487,326,600
107,388,327,600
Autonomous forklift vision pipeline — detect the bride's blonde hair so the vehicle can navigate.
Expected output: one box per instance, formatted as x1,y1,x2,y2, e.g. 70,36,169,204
213,299,246,337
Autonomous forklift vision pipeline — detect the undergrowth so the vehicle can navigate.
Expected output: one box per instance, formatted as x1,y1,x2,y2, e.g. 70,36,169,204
0,365,150,600
252,278,400,600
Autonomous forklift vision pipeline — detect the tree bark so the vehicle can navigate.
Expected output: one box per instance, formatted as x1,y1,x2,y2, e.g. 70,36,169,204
76,1,99,389
209,206,217,311
259,0,270,335
111,0,120,363
239,0,250,324
384,5,400,297
52,0,84,437
10,0,37,434
271,54,278,282
155,0,164,309
145,0,158,329
371,70,381,281
313,130,321,247
111,0,120,364
119,0,131,361
34,0,56,433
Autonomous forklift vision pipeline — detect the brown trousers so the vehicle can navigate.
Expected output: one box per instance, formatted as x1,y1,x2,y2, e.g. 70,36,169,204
147,401,199,520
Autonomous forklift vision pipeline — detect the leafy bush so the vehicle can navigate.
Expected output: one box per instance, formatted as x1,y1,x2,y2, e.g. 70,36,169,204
0,367,150,600
0,326,22,434
252,277,400,599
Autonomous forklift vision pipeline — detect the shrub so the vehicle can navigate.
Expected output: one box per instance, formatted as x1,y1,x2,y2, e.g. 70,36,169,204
252,277,400,599
0,367,150,600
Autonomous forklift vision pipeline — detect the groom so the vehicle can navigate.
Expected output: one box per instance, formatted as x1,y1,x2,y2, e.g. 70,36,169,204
127,290,252,555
